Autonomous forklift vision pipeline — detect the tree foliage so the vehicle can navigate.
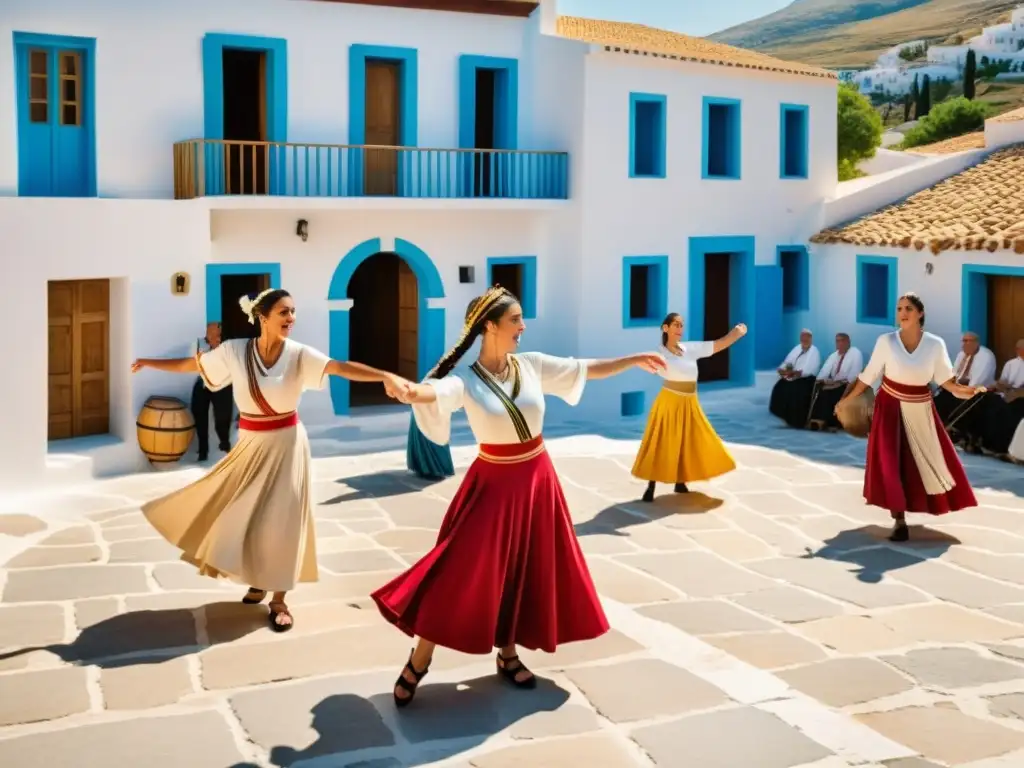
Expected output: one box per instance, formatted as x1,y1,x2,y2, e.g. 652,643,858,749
837,82,883,181
964,49,977,99
901,97,990,148
918,74,932,116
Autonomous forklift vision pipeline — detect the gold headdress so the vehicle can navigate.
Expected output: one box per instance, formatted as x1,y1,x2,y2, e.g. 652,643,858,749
238,288,277,325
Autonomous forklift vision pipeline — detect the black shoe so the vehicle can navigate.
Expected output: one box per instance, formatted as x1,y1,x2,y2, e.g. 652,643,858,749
674,483,689,494
198,451,208,462
889,522,910,542
219,442,231,452
496,652,537,689
394,651,431,708
642,482,655,503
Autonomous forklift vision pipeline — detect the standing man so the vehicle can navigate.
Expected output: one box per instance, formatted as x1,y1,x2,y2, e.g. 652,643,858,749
191,322,234,461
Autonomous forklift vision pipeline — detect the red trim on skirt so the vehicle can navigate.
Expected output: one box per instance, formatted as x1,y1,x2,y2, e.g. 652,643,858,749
864,377,976,517
371,434,610,654
238,412,299,431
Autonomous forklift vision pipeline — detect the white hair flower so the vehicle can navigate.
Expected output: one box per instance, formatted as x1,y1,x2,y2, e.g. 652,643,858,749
238,288,276,325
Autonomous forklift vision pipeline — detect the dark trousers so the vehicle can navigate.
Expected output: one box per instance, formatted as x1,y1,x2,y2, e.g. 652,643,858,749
191,378,233,456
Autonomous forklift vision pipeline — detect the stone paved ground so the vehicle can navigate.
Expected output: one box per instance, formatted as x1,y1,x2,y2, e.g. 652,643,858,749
1,389,1024,768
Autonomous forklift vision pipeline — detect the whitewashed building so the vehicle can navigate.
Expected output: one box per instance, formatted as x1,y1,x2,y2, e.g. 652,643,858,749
808,109,1024,380
926,6,1024,71
852,40,959,98
3,0,944,493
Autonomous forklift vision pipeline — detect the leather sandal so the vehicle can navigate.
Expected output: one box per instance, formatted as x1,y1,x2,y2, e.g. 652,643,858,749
268,601,293,632
496,652,537,689
393,651,431,708
242,588,267,605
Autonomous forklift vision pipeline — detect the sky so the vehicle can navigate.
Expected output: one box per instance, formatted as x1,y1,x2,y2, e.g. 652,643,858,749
556,0,795,37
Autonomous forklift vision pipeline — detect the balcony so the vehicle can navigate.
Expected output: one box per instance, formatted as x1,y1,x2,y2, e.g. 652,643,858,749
172,139,569,202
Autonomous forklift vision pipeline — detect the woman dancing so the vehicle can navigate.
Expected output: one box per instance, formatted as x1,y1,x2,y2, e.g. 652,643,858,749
406,413,455,480
132,289,407,631
370,285,666,707
632,312,746,502
835,292,981,542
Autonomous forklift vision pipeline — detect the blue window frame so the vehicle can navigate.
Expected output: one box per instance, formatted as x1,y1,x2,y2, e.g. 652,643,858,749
777,245,809,312
629,93,667,178
621,391,646,417
702,97,741,180
487,256,537,319
856,255,898,325
14,32,98,197
205,263,282,324
622,256,668,328
780,104,809,179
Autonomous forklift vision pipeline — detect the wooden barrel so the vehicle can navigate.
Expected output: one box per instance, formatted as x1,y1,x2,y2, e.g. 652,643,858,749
137,396,195,464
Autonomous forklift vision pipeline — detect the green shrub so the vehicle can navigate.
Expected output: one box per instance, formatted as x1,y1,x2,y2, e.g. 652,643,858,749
837,82,883,179
901,97,991,147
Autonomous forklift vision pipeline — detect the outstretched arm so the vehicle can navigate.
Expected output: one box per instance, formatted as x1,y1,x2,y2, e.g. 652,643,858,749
586,352,665,380
325,359,415,400
132,358,198,374
939,377,983,400
711,324,747,355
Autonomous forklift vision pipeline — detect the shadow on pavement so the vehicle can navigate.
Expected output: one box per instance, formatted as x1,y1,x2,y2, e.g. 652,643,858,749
802,524,961,583
0,602,267,668
575,493,724,538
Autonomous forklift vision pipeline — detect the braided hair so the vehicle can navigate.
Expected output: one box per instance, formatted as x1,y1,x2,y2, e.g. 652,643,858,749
428,286,519,379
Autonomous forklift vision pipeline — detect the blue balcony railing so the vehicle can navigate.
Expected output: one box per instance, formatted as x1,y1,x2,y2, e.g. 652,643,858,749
173,139,569,200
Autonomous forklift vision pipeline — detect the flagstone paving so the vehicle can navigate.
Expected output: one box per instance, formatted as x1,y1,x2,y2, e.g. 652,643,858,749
1,392,1024,767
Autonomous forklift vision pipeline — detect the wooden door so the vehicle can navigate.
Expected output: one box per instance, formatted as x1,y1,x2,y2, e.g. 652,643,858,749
699,254,731,383
48,279,109,439
397,260,419,381
364,61,400,195
988,275,1024,372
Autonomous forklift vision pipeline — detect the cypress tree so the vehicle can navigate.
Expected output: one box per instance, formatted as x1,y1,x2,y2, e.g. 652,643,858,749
964,49,976,99
919,74,932,116
909,74,920,120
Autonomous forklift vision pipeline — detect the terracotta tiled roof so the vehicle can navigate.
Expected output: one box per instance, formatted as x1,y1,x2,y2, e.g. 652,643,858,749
991,106,1024,124
811,145,1024,255
556,16,835,81
905,132,986,154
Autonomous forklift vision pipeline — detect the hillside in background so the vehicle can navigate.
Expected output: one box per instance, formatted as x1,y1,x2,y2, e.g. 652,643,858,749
710,0,1018,68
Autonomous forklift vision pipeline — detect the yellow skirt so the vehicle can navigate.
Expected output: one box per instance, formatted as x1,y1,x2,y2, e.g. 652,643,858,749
631,385,736,484
142,421,319,592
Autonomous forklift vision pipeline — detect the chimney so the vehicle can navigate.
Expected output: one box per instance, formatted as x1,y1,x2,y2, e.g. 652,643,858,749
536,0,557,35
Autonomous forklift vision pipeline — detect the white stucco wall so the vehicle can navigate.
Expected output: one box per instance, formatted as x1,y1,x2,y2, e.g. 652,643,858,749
0,0,538,198
806,243,1021,363
571,52,838,415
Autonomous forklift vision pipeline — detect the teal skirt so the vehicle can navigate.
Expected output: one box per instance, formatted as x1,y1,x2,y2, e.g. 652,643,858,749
406,416,455,480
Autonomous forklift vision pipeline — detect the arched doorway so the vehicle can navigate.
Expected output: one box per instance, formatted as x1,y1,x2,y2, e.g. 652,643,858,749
348,251,419,406
327,237,446,415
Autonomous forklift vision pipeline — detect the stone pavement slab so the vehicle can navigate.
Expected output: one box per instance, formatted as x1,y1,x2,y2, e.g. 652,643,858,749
1,400,1024,766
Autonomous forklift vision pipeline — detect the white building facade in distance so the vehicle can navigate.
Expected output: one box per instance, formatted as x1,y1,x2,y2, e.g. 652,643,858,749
2,0,838,491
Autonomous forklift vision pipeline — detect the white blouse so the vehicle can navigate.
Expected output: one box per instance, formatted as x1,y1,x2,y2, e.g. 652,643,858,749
413,352,587,446
858,331,955,388
781,345,822,377
818,347,864,382
1000,357,1024,389
197,338,330,415
658,342,715,383
952,347,997,387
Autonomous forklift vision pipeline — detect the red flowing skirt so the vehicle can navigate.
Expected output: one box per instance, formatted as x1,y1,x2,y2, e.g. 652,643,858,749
371,435,610,654
864,378,976,517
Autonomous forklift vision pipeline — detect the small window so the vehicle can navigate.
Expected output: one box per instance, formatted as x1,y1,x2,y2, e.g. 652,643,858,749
58,51,81,126
29,48,48,124
703,98,741,180
487,257,537,318
779,247,809,312
856,256,897,324
629,93,666,178
622,256,667,327
458,265,475,284
780,105,808,179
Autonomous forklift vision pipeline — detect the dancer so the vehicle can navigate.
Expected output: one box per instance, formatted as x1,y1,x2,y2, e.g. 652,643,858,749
835,292,981,542
632,312,746,502
406,413,455,481
132,289,407,631
370,286,666,707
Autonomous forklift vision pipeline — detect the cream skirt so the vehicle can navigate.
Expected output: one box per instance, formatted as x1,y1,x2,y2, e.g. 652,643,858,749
142,422,318,592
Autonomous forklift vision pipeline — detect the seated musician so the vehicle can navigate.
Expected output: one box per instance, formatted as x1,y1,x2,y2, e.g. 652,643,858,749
769,329,822,429
934,331,996,445
976,338,1024,458
808,333,863,431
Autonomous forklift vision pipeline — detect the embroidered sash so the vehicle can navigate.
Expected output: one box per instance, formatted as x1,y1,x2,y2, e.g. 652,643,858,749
245,339,280,417
471,357,532,443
